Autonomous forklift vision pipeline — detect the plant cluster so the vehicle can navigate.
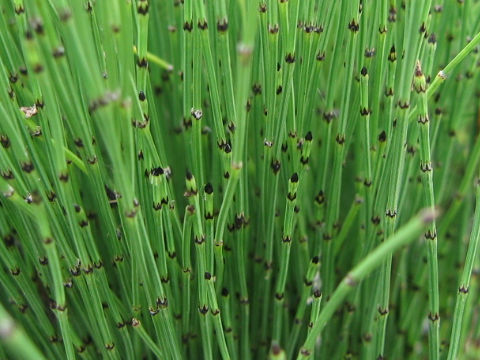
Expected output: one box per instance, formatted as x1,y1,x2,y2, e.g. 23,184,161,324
1,0,480,359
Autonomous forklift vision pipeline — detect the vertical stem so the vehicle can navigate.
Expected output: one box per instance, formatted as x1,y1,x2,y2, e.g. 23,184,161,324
414,61,440,360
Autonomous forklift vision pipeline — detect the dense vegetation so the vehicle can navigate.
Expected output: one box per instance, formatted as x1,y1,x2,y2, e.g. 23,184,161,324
1,1,480,359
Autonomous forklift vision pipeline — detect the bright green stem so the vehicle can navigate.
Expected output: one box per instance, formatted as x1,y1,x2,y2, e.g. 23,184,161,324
297,208,437,359
428,30,480,98
414,61,440,360
447,182,480,360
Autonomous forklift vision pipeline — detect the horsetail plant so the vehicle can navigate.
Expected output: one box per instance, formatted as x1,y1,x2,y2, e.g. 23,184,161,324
1,1,480,359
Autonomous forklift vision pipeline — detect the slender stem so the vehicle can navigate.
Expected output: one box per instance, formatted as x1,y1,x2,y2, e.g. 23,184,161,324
447,181,480,360
297,208,437,358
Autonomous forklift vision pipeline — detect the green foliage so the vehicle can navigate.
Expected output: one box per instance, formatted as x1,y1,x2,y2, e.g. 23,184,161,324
0,1,480,359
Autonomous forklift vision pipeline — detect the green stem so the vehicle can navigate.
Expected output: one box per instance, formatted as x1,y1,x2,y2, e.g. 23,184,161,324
297,208,437,358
